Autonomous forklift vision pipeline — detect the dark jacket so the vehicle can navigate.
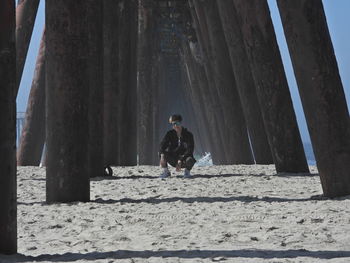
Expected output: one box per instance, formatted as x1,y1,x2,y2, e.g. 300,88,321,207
159,127,195,162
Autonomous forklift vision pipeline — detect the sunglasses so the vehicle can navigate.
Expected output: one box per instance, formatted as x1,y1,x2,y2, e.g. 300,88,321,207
171,121,181,127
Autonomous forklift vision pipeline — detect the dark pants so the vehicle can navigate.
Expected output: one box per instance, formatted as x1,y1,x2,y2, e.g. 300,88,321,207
163,152,196,171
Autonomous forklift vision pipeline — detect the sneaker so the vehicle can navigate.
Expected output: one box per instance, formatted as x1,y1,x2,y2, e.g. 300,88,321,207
159,170,171,179
183,169,191,178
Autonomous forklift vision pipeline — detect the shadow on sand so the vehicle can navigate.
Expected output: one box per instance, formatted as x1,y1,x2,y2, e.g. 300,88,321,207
91,172,319,181
19,193,350,207
6,249,350,262
91,193,334,205
17,194,330,206
17,194,330,207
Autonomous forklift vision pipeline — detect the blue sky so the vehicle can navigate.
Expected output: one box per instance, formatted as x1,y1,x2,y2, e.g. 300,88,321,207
17,0,349,143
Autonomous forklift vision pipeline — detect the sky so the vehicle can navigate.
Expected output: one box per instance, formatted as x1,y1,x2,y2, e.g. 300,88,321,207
17,0,350,143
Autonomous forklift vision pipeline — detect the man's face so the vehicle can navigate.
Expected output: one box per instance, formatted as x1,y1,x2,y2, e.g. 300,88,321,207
171,121,182,133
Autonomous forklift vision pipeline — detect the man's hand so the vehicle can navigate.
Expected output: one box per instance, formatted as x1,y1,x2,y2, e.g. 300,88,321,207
176,160,182,171
160,154,166,167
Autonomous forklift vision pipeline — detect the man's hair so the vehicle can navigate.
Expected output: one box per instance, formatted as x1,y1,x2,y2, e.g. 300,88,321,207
169,114,182,123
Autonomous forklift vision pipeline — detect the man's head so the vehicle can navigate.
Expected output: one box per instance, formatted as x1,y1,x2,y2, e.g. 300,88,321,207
169,114,182,132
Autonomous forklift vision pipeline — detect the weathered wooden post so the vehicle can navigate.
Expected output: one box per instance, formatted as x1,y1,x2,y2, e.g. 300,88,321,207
174,53,205,155
137,0,156,165
216,0,273,164
188,24,227,163
201,0,254,164
126,0,138,165
181,40,221,161
87,0,103,177
118,0,138,166
15,0,39,94
17,29,46,166
0,0,17,254
46,0,90,202
232,0,309,173
277,0,350,196
180,70,206,155
156,55,169,143
103,0,120,166
190,0,230,163
180,43,211,154
151,47,160,165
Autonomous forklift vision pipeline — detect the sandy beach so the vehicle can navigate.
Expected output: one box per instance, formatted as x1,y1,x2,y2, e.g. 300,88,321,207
1,164,350,263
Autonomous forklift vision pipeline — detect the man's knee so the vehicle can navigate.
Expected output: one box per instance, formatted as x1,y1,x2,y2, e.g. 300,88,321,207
184,157,196,170
159,153,166,167
162,153,178,167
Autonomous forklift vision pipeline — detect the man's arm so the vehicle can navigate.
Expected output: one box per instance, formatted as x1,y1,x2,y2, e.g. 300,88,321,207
179,133,194,161
159,132,170,155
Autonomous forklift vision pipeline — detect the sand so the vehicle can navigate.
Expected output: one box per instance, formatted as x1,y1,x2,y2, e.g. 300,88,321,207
1,164,350,263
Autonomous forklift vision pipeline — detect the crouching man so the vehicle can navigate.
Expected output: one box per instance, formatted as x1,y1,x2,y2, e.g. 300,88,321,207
159,114,196,178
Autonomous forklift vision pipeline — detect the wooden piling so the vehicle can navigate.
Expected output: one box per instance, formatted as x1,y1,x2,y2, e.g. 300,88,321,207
46,0,90,202
201,0,254,164
137,0,156,165
277,0,350,196
190,0,230,164
118,0,138,166
0,0,17,254
103,0,120,166
181,40,222,162
87,0,103,177
151,52,161,165
17,29,46,166
15,0,39,95
180,43,211,155
232,0,309,173
217,0,273,164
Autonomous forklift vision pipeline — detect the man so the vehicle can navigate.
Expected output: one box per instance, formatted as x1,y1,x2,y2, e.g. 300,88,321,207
159,114,196,178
